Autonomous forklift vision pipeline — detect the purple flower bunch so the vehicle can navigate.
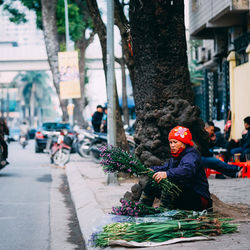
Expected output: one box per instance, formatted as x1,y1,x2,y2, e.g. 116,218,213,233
111,199,164,217
99,145,149,175
99,145,182,201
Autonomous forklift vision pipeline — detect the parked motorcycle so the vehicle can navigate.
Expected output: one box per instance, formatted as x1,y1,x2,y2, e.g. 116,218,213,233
47,130,71,166
88,133,108,163
77,129,136,163
77,130,96,158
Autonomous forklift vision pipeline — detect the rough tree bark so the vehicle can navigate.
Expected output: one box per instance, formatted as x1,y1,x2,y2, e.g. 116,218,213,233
71,0,95,126
41,0,68,121
129,0,209,166
86,0,128,150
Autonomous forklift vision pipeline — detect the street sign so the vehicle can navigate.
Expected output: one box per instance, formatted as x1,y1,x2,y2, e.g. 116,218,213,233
58,51,81,99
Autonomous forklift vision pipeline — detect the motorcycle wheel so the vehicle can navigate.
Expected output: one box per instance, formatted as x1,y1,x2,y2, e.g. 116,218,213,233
53,148,70,166
77,140,91,158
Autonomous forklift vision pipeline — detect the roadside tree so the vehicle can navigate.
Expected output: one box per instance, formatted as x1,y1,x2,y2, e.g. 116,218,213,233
12,71,55,125
129,0,209,166
1,0,94,125
85,0,209,164
85,0,130,149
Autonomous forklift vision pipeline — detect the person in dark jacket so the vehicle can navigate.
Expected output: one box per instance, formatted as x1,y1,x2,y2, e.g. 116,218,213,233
230,116,250,161
142,126,212,211
91,105,103,132
101,107,107,133
0,118,9,165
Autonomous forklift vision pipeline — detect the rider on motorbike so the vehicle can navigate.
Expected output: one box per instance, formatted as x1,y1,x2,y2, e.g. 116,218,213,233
19,121,29,138
19,121,29,148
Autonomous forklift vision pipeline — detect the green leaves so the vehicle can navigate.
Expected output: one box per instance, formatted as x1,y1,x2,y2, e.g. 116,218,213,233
0,0,92,43
56,0,87,42
11,71,53,108
3,3,27,24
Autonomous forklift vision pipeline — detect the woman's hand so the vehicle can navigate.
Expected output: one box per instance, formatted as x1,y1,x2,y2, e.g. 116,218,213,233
153,172,167,183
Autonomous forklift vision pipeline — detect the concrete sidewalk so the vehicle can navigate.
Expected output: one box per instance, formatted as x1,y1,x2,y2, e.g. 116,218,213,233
66,155,250,250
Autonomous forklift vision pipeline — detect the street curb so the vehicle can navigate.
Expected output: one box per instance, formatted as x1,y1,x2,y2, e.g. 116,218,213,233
65,162,104,249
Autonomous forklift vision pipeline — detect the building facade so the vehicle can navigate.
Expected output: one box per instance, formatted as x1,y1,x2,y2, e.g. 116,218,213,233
189,0,250,126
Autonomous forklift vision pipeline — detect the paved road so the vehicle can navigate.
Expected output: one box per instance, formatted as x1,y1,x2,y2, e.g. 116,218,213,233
0,140,85,250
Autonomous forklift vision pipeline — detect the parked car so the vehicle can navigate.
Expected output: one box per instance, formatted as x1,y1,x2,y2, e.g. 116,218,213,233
35,122,71,153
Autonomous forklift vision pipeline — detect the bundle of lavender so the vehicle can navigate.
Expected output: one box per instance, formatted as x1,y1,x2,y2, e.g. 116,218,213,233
111,199,164,217
99,145,181,200
91,217,238,247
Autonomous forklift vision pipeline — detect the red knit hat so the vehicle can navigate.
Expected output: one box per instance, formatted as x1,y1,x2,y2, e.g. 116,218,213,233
168,126,194,146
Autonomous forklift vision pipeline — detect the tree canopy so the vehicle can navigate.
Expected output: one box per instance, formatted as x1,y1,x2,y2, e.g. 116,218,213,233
0,0,92,44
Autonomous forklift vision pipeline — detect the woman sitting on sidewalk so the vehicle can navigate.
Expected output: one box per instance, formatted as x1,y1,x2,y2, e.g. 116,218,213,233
141,126,212,211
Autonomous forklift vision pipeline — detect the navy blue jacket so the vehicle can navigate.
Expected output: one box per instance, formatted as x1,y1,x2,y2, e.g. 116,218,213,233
151,146,211,201
241,128,250,150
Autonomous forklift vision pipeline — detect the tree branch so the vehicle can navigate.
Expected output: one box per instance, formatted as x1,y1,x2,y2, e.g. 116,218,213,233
85,0,107,78
114,0,134,83
86,30,96,47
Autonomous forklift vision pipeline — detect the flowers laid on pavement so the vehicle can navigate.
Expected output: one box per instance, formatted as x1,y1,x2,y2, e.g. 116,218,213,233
111,199,164,217
99,145,182,202
91,216,239,247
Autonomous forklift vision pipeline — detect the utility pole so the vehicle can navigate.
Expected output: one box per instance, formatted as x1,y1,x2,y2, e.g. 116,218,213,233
107,0,117,185
64,0,74,126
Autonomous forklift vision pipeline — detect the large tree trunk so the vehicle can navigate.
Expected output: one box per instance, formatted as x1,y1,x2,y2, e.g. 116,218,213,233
73,37,87,127
130,0,209,166
41,0,68,121
74,31,95,127
86,0,128,150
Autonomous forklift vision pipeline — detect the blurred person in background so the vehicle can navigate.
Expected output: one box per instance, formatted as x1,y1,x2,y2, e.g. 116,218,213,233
201,121,242,179
229,116,250,161
91,105,103,133
19,121,29,139
101,107,107,134
0,118,9,166
205,121,228,150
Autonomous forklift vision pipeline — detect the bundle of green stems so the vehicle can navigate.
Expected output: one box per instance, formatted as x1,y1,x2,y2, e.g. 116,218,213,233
92,217,238,247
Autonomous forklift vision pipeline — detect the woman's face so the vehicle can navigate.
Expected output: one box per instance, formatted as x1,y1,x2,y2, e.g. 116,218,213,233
169,139,186,153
